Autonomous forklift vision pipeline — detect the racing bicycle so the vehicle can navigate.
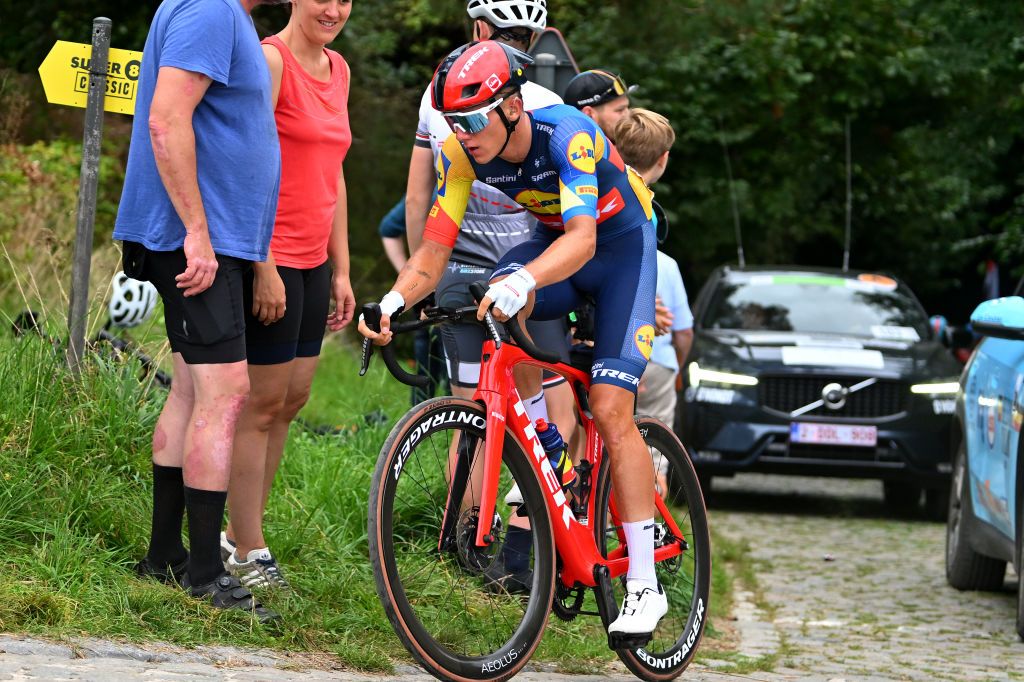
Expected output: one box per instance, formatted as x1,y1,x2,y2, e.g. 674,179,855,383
361,283,711,681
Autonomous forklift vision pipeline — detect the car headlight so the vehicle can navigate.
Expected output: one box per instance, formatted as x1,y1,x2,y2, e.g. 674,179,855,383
688,362,759,388
909,381,960,395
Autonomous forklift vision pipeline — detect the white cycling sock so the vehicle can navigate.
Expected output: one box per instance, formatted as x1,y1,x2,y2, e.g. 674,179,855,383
623,518,657,590
523,389,548,426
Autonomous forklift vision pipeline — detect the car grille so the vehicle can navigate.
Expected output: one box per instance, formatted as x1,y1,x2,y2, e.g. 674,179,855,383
759,376,908,418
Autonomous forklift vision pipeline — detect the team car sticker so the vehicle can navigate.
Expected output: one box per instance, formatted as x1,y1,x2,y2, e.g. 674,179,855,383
1013,374,1024,432
870,325,921,342
781,346,884,369
566,132,596,174
856,273,898,290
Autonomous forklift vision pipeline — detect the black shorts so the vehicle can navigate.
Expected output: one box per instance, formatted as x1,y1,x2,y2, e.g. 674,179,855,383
123,241,249,365
244,261,331,365
436,262,571,388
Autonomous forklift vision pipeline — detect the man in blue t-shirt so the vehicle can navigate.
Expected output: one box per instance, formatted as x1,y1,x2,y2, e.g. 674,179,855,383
115,0,283,622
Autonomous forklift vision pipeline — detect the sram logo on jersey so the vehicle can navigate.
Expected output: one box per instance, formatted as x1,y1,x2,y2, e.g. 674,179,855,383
458,46,489,79
566,132,597,173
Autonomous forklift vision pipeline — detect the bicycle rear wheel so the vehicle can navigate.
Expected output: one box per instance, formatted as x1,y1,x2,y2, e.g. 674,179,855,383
595,416,711,680
369,398,555,681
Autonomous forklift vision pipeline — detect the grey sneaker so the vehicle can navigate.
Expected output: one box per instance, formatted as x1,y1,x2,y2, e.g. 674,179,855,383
220,532,236,565
226,547,291,591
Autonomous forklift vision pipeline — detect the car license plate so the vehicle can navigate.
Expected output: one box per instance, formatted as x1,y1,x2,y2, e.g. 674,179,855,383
789,422,877,447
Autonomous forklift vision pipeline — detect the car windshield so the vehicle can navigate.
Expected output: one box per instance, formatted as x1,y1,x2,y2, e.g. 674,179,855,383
703,273,930,340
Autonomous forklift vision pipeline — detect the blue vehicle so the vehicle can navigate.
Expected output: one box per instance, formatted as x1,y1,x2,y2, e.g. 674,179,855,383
946,294,1024,640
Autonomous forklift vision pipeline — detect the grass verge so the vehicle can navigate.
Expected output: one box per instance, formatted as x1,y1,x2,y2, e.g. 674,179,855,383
0,324,747,672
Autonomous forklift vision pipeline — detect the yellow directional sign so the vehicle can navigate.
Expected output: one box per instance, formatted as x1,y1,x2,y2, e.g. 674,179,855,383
38,40,143,115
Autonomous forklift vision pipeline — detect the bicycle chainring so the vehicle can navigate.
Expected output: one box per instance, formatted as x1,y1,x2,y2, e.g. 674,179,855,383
552,581,586,622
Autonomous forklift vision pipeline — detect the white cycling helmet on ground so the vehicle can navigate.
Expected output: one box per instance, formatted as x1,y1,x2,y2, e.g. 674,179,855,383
109,271,158,328
466,0,547,33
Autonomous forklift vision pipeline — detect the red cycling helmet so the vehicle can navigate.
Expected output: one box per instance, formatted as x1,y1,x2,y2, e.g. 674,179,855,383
430,40,534,113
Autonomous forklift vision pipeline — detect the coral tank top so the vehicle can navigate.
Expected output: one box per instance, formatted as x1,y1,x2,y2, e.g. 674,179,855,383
262,35,351,268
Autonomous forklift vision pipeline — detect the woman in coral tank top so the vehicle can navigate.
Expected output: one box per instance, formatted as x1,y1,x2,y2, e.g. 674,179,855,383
223,0,355,594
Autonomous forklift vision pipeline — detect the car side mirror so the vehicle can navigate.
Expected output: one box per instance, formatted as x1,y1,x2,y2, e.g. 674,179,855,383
970,296,1024,341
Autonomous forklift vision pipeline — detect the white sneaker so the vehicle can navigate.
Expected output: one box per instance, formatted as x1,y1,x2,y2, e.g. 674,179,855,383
225,547,291,591
219,531,236,565
504,483,523,506
608,581,668,636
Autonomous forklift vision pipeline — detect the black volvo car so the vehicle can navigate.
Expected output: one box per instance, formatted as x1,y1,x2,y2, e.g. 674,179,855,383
680,266,962,517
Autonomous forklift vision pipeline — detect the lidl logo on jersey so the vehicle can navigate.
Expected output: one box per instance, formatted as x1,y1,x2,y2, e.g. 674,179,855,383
436,153,452,196
567,132,596,173
634,324,655,360
514,189,561,215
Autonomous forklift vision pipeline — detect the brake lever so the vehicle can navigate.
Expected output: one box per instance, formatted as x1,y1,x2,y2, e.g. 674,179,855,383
468,281,501,349
359,303,382,377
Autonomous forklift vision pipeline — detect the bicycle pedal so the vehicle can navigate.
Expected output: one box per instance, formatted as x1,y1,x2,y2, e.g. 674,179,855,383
607,631,652,651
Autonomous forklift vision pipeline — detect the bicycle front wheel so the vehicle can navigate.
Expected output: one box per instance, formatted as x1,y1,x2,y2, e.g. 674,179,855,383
595,416,712,680
368,398,555,681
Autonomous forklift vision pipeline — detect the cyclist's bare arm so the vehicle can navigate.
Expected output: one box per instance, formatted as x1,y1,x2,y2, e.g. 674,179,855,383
522,214,596,288
405,145,436,253
357,239,452,344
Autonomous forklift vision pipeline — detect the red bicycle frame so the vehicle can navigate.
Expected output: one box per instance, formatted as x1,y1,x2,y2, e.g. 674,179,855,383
469,337,686,587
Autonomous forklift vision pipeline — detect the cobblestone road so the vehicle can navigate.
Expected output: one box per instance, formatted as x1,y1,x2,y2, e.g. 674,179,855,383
707,473,1023,681
1,474,1020,680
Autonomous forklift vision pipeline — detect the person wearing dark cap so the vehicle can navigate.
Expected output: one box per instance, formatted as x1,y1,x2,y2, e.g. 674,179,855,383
564,68,637,138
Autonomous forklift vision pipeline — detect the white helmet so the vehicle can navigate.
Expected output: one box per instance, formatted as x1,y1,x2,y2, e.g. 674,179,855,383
467,0,547,33
109,271,158,328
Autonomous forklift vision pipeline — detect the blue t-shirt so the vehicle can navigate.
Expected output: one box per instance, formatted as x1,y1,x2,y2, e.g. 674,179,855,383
650,250,693,372
114,0,280,261
377,197,406,239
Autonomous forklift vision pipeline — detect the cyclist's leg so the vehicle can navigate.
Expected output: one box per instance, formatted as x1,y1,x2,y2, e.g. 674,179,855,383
637,363,676,494
575,224,664,635
526,318,578,462
493,238,580,426
436,263,533,586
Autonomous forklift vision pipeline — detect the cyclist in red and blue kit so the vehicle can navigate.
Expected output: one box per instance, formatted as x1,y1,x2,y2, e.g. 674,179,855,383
358,41,667,641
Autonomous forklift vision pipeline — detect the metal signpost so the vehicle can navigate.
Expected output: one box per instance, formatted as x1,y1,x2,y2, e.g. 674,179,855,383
37,19,142,374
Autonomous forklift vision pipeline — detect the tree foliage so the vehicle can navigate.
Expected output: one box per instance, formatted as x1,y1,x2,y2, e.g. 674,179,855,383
1,0,1021,315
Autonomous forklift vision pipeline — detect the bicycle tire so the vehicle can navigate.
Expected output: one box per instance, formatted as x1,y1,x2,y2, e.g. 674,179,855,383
369,397,555,681
594,416,712,680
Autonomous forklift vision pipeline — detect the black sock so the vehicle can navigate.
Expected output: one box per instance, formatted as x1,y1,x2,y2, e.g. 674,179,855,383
502,526,533,574
183,486,228,587
147,464,187,567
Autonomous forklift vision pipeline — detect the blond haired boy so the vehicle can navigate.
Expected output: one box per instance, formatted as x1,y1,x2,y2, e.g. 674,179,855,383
613,109,694,493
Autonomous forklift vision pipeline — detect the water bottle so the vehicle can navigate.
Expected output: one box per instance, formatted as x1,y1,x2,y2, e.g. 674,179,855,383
535,419,575,488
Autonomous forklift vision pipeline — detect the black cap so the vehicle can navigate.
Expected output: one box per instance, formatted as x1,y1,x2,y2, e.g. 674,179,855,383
563,69,637,109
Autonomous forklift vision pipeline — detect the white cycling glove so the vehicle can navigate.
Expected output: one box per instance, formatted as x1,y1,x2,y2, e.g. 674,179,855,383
360,291,405,327
484,269,536,318
379,291,405,318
